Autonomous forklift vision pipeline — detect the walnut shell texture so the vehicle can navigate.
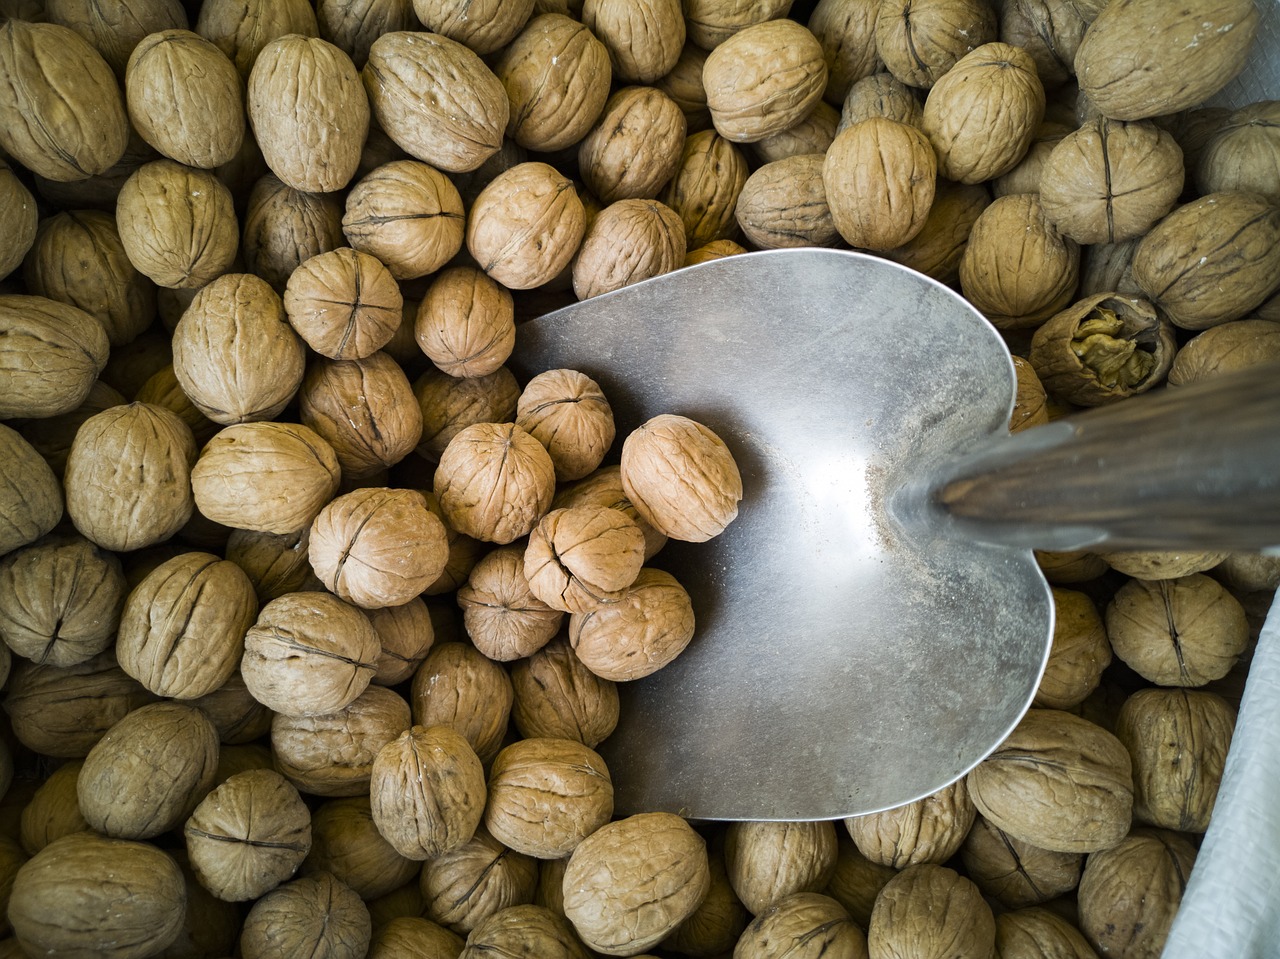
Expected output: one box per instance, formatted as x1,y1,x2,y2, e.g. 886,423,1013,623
241,174,346,291
284,246,403,360
510,636,620,748
824,117,936,251
415,266,516,379
343,159,465,280
435,422,557,545
0,430,64,560
572,198,687,300
458,545,563,662
569,567,696,681
304,795,420,900
1033,587,1111,709
409,641,514,765
239,872,371,959
809,0,882,105
0,294,110,419
959,814,1083,909
875,0,998,89
553,465,668,561
525,506,645,614
459,905,589,959
845,779,975,869
413,0,535,55
737,153,838,249
420,826,539,935
725,819,838,915
661,129,750,247
579,85,687,203
414,366,521,461
735,892,868,959
866,864,995,959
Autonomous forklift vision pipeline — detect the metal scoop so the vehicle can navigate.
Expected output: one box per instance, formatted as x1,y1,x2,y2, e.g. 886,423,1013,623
510,248,1280,822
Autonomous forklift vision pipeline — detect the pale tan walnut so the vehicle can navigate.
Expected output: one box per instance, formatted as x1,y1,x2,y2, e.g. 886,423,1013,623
125,29,243,170
304,796,419,901
845,780,975,869
1133,192,1280,331
867,864,995,959
172,272,305,424
1032,587,1110,710
525,507,646,615
242,174,346,292
135,364,219,445
363,31,508,173
735,892,867,959
1010,355,1050,434
77,701,219,840
227,527,321,603
299,353,423,480
875,0,996,89
370,724,487,860
413,1,533,54
1000,0,1088,90
1197,100,1280,202
484,738,613,860
64,402,197,553
880,179,987,287
725,819,838,915
410,641,514,764
0,294,109,419
663,849,749,955
967,709,1133,854
9,832,184,959
421,827,539,935
460,905,589,959
435,422,557,545
241,591,380,717
1117,688,1234,834
422,490,489,597
415,266,516,379
168,852,241,959
959,193,1080,330
583,0,684,83
810,0,882,105
27,121,155,213
284,246,403,360
343,160,465,280
184,767,311,901
272,684,411,797
0,432,62,561
23,210,155,348
0,161,37,280
823,118,935,251
661,129,750,247
371,915,466,957
216,743,276,784
517,370,616,483
1098,549,1227,580
620,413,742,542
995,906,1098,959
191,671,273,744
316,0,418,69
240,872,372,959
703,20,827,144
563,812,711,955
458,546,564,662
191,422,341,535
1041,119,1185,245
736,154,837,249
655,43,711,131
368,597,435,686
536,856,571,917
196,0,318,79
824,831,897,929
1077,829,1195,959
0,20,128,182
415,366,522,460
1210,550,1280,593
992,119,1073,198
20,761,88,855
1169,319,1280,387
115,159,239,289
496,14,612,152
579,86,687,204
555,465,668,561
1075,0,1257,121
44,0,187,78
683,0,793,50
839,73,923,132
569,567,696,682
687,238,750,264
922,43,1045,185
573,198,687,300
510,635,618,745
467,162,587,291
3,651,155,759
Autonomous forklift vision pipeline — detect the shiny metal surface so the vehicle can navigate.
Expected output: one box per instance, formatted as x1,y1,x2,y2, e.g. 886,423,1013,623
512,249,1053,821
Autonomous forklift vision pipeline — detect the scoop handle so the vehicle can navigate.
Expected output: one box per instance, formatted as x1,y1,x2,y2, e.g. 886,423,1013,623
934,362,1280,552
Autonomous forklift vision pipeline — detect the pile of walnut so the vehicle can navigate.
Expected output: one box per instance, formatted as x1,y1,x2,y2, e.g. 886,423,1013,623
0,0,1276,955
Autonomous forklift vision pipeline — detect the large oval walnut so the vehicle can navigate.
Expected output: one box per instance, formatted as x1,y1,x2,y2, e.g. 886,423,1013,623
572,199,687,300
511,637,620,747
410,642,514,764
845,780,975,869
242,174,345,291
239,872,371,959
459,546,564,662
736,154,837,250
343,160,465,280
583,0,683,82
725,819,838,915
569,567,696,681
824,118,936,251
0,295,110,419
661,129,750,248
579,86,687,203
867,864,995,959
420,826,539,935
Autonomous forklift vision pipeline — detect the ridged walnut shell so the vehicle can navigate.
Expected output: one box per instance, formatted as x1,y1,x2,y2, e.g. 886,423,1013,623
458,546,563,662
415,266,516,379
824,117,936,251
0,430,63,560
579,86,687,203
661,129,750,247
867,864,995,959
343,160,465,280
875,0,997,89
45,0,189,79
735,892,866,959
304,795,419,900
569,567,696,682
420,826,538,935
845,779,975,869
414,366,521,461
683,0,793,51
413,0,535,55
738,153,838,250
460,905,589,959
959,814,1083,909
583,0,684,83
1034,587,1111,710
0,294,109,419
196,0,319,80
510,636,619,748
1168,318,1280,387
241,174,345,291
553,465,667,561
1197,100,1280,201
239,872,371,959
517,369,616,483
284,246,403,360
810,0,882,105
572,198,687,300
725,820,838,915
409,641,514,765
995,906,1099,959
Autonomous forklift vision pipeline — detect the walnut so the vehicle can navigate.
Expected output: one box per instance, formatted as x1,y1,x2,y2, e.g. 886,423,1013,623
1000,0,1087,90
1041,119,1185,245
1074,0,1258,120
460,905,590,959
569,567,696,681
0,432,62,561
411,0,533,54
43,0,188,78
1031,587,1111,710
573,198,687,300
875,0,996,89
839,73,923,131
435,422,556,545
514,370,614,484
725,820,838,915
824,832,898,928
19,761,88,855
735,892,867,959
1106,573,1248,686
882,179,989,286
100,327,173,399
967,709,1133,854
227,527,321,603
483,737,613,861
959,193,1080,330
535,856,570,918
241,591,380,717
563,813,710,955
496,14,612,152
304,795,419,900
240,872,371,959
1098,549,1227,579
1197,100,1280,201
1077,829,1196,959
923,43,1045,184
172,272,305,424
992,119,1072,197
9,833,185,959
409,642,514,764
580,0,681,84
458,546,564,662
272,684,411,797
414,266,515,379
135,364,219,445
0,294,109,419
1169,319,1280,387
184,767,311,901
467,162,587,291
191,422,341,535
64,402,197,553
809,0,881,105
315,0,418,69
824,118,936,250
995,906,1098,959
191,671,274,744
703,20,827,144
554,465,668,560
77,701,219,839
524,506,645,615
1211,550,1280,593
736,154,837,249
363,31,507,173
0,161,36,280
343,160,465,280
284,246,403,359
196,0,319,79
115,159,239,289
370,916,465,957
1009,355,1050,434
683,0,792,50
367,597,435,686
415,366,521,460
654,43,711,131
579,86,687,204
370,724,486,860
662,849,749,954
751,102,839,165
0,20,128,182
845,779,975,869
242,174,346,291
661,129,750,247
1133,192,1280,331
421,827,539,934
510,637,619,749
867,864,995,959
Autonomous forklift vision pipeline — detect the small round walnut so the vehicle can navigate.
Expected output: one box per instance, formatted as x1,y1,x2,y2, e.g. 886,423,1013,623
65,402,198,553
78,701,220,840
735,892,867,959
305,796,420,900
810,0,882,106
725,819,838,915
285,246,403,359
116,159,239,289
413,0,534,55
845,779,975,869
959,814,1083,909
458,546,564,662
343,160,465,280
683,0,792,50
569,567,696,681
192,422,341,535
241,591,380,717
227,527,321,603
922,43,1046,185
995,907,1098,959
999,0,1087,90
421,827,539,935
20,761,88,855
875,0,997,89
573,198,686,300
514,637,619,749
240,872,371,959
370,724,487,860
1106,573,1249,686
415,366,521,460
9,833,184,959
435,422,557,545
621,414,742,542
839,73,923,132
824,118,936,251
737,154,838,249
1197,100,1280,201
1169,319,1280,387
136,364,219,445
579,86,687,203
703,20,827,144
195,0,319,79
484,738,613,859
0,295,109,419
867,864,995,959
368,597,435,686
661,130,750,248
410,642,514,764
185,768,311,901
0,435,63,562
242,174,345,291
525,507,645,614
517,369,616,482
1099,549,1227,580
415,266,516,379
467,162,587,291
460,905,589,959
172,272,306,424
1033,587,1111,710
